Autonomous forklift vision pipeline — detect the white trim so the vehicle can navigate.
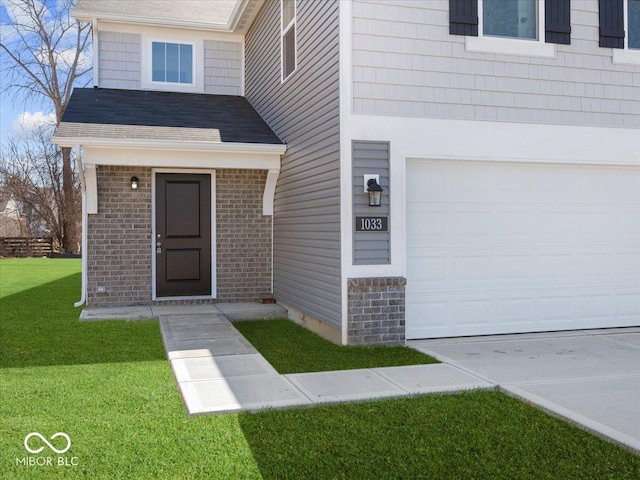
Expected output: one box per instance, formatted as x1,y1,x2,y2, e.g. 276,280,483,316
52,135,286,155
467,0,556,58
81,147,282,171
613,0,640,65
263,169,280,216
75,145,87,308
280,0,297,83
142,37,202,93
613,48,640,64
240,36,246,96
84,164,98,214
151,169,217,301
92,19,99,87
339,0,354,345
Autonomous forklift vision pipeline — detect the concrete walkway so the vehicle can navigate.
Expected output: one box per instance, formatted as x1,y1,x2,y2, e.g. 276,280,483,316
152,306,492,415
409,328,640,454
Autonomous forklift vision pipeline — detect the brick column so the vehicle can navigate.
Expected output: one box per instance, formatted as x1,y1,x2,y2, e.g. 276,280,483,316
347,277,406,345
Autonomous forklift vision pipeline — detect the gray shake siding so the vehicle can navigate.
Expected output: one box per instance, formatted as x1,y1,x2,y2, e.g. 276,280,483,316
98,31,141,90
245,0,342,328
204,40,243,95
352,0,640,127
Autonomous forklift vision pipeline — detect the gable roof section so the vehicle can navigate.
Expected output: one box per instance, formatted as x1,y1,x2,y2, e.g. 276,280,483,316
72,0,264,33
53,88,283,149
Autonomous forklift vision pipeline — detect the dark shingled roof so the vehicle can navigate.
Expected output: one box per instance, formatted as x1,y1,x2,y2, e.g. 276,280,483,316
61,88,283,145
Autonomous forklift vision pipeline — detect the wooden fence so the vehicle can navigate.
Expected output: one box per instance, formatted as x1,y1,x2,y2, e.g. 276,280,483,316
0,237,53,258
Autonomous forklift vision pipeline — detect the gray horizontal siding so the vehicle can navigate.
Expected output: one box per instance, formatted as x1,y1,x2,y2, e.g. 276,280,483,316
99,31,141,89
352,0,640,128
204,40,242,95
246,0,342,328
353,141,390,265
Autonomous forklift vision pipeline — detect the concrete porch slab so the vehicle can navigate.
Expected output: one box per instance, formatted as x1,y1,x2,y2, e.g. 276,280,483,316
171,354,278,382
215,302,287,321
79,306,154,321
285,369,408,403
373,364,493,394
151,304,220,316
180,376,312,415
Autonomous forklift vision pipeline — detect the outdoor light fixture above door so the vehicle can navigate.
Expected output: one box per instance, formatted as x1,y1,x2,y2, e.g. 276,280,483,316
366,177,383,207
130,176,139,190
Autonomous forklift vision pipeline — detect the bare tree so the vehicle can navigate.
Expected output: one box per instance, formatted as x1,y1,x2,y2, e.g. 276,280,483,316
1,0,91,252
0,120,80,248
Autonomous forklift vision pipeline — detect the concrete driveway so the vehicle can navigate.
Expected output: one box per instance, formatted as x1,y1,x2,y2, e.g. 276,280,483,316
409,328,640,454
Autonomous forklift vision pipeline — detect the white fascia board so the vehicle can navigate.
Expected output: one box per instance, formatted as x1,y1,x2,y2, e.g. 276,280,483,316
82,146,282,170
351,115,640,167
52,136,286,155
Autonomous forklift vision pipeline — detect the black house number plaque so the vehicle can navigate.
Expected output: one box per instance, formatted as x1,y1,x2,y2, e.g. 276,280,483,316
355,216,388,232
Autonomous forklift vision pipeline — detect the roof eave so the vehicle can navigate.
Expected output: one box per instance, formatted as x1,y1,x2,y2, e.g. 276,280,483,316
71,10,232,31
71,0,259,33
51,135,286,155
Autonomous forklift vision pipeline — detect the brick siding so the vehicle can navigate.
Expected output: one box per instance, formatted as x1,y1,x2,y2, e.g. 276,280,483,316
86,167,272,308
87,166,152,307
347,277,406,345
216,169,272,302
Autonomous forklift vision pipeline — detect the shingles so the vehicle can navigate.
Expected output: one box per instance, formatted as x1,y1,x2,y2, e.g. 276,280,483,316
60,88,283,145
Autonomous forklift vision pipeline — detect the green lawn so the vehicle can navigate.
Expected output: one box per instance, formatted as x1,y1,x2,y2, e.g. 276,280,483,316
1,258,639,479
234,318,438,373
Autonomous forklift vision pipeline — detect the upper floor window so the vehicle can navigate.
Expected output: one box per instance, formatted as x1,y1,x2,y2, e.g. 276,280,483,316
152,41,193,84
281,0,297,81
450,0,570,57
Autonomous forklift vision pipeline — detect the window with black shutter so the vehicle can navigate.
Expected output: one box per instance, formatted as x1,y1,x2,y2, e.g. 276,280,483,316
449,0,571,45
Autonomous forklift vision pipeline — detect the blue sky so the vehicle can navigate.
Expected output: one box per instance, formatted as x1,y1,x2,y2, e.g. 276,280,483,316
1,0,91,144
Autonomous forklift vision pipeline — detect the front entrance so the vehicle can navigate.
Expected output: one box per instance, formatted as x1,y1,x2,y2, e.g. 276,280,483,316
155,173,212,297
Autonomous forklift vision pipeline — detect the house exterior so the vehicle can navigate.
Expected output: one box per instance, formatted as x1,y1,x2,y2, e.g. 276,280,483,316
53,0,640,345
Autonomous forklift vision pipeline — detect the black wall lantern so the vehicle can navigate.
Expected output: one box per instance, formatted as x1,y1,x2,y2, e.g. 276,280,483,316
366,178,383,207
130,176,139,190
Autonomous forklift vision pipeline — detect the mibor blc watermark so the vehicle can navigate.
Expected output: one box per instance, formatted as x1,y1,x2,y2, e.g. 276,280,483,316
16,432,79,467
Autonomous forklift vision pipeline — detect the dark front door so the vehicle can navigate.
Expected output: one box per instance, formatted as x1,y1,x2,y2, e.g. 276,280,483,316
156,173,211,297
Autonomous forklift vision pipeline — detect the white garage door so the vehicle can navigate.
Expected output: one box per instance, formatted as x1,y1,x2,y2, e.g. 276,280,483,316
406,160,640,339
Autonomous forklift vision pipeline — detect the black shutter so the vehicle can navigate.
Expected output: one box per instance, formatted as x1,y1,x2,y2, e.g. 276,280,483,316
450,0,478,36
545,0,571,44
599,0,625,48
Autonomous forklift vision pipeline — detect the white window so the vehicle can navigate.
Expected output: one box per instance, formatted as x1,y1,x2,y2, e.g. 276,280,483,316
628,0,640,49
281,0,296,81
152,41,194,84
466,0,555,57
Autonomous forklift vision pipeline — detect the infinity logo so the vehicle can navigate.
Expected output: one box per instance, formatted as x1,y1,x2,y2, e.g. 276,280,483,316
24,432,71,454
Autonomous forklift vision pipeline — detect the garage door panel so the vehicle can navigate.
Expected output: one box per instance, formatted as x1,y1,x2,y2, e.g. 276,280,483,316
406,160,640,339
